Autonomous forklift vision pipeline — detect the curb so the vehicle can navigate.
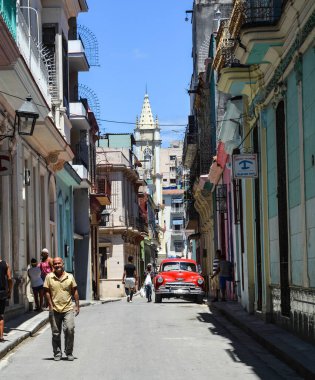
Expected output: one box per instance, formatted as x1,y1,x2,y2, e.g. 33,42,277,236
207,300,315,380
0,312,49,360
0,298,121,361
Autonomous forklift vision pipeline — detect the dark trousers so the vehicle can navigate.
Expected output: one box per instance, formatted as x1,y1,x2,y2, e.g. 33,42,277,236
145,284,152,301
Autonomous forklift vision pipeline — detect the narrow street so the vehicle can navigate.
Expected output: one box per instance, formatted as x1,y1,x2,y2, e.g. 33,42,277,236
0,298,300,380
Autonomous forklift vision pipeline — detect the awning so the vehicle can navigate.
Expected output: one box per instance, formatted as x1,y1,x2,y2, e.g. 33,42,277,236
217,97,242,154
198,174,213,191
172,219,184,225
216,142,228,169
73,232,84,240
208,161,223,185
172,198,183,204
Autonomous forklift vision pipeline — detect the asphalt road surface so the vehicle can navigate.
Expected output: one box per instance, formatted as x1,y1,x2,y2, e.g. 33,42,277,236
0,296,301,380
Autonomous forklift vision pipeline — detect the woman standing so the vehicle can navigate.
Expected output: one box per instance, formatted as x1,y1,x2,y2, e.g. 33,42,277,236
28,258,44,311
144,263,154,303
39,248,53,282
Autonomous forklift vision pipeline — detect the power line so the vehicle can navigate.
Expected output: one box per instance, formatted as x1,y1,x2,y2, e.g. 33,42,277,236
0,89,246,128
0,89,48,108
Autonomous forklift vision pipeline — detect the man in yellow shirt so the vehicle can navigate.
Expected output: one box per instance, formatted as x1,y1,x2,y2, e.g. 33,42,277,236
44,257,79,361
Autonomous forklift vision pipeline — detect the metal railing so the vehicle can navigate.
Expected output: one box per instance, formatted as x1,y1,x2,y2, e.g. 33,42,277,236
171,206,184,213
73,143,89,169
229,0,283,38
96,151,131,167
16,8,50,103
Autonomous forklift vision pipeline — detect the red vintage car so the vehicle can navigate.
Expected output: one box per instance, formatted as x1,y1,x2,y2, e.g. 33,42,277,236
154,258,205,303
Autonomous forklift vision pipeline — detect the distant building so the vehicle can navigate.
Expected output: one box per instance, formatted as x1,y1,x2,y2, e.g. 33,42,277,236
95,133,145,298
160,141,188,258
134,93,162,262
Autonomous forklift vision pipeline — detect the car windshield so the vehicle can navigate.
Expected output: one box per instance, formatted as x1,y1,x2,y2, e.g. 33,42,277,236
161,262,197,272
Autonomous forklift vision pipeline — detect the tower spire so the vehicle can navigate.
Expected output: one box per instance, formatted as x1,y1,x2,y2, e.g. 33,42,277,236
139,92,154,129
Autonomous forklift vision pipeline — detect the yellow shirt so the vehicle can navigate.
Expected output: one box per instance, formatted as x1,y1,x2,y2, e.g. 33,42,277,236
44,271,77,313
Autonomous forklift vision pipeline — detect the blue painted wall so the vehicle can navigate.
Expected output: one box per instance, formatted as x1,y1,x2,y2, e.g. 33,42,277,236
303,46,315,285
56,173,75,273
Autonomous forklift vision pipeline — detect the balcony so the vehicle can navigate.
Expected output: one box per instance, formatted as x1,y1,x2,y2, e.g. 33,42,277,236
185,200,199,230
96,150,131,167
69,102,90,130
90,177,111,206
68,39,89,72
72,164,89,183
183,115,198,168
171,228,184,236
229,0,283,38
171,206,184,214
16,8,51,103
73,142,89,169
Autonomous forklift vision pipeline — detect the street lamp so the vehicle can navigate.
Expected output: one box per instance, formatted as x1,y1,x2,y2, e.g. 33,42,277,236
100,209,110,226
15,96,39,136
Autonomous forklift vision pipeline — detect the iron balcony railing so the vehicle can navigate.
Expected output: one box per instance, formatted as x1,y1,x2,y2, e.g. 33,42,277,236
171,206,184,213
16,8,51,103
73,143,89,169
229,0,284,39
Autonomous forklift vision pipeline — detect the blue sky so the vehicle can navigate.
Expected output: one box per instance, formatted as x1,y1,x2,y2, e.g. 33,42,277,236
79,0,193,147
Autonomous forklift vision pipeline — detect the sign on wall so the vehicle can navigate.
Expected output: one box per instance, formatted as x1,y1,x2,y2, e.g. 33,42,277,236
232,154,258,179
0,151,11,176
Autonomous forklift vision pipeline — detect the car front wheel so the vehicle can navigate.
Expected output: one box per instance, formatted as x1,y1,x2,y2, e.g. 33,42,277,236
196,295,203,304
155,294,162,303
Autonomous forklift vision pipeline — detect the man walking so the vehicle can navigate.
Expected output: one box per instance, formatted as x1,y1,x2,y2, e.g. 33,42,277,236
211,252,233,301
211,250,221,302
0,259,12,342
44,257,79,361
122,255,137,302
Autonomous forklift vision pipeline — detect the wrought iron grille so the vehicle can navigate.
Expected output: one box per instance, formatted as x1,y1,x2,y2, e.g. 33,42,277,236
216,184,228,214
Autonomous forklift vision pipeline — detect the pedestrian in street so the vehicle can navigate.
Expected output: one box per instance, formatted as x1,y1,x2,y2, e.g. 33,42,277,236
211,253,233,302
122,255,137,303
39,248,53,281
144,263,154,302
44,257,80,361
28,258,44,311
211,250,221,302
0,259,12,342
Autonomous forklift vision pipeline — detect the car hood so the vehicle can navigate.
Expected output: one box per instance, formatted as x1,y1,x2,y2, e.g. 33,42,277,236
158,271,201,282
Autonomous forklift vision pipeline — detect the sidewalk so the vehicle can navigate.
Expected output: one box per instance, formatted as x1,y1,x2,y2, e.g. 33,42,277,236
207,299,315,380
0,298,121,360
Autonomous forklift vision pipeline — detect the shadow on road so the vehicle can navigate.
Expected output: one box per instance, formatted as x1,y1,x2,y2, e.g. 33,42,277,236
196,305,300,380
4,311,41,335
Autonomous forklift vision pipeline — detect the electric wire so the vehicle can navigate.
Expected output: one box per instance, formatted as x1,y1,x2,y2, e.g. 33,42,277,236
0,89,246,128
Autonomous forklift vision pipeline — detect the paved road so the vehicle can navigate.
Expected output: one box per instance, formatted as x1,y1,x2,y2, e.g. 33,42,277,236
0,297,301,380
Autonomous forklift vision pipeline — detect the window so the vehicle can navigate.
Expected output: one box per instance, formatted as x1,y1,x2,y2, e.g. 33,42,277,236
170,179,176,184
170,155,176,161
174,241,183,253
99,247,110,279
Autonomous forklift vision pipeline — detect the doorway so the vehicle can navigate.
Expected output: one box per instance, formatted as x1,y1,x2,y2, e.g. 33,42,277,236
275,101,290,317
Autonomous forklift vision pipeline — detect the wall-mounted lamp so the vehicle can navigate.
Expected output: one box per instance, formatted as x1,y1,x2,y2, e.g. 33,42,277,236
101,209,110,225
15,96,39,136
185,10,193,22
100,208,116,226
24,169,31,186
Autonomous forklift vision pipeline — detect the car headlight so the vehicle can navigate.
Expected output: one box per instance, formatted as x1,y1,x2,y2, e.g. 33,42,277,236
157,276,164,284
197,278,204,285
